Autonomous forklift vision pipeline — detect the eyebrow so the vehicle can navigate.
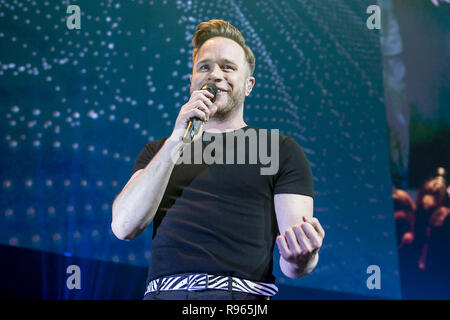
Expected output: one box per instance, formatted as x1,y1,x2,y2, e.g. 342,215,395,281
196,58,238,67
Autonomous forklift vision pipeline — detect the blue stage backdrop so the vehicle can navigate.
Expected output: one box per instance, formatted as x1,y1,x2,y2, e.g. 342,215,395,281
0,0,401,298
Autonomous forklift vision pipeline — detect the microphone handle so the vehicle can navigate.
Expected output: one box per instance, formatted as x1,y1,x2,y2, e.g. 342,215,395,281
182,117,202,143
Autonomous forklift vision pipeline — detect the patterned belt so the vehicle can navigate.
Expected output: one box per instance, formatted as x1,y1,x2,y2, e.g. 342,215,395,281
144,273,278,297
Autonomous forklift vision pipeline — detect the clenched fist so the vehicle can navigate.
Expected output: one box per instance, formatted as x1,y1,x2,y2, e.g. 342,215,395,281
276,216,325,276
169,89,218,144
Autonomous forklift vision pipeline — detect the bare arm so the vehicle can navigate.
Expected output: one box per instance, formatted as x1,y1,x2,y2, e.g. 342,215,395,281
111,88,216,241
111,138,185,240
274,193,324,278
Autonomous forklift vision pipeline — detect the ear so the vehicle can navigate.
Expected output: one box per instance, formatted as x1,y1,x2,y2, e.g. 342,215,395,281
245,76,255,96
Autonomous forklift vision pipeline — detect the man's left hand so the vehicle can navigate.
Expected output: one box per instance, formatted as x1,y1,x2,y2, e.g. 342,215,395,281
276,216,325,273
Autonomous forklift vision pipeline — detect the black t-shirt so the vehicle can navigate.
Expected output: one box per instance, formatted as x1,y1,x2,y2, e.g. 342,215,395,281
131,125,314,284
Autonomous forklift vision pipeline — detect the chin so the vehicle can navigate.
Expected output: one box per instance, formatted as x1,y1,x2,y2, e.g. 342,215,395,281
215,93,228,102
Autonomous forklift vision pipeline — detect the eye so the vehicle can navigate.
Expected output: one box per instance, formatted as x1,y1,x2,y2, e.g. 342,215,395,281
223,65,234,70
199,64,209,71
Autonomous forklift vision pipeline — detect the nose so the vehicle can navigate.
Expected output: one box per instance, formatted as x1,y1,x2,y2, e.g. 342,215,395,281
207,64,225,83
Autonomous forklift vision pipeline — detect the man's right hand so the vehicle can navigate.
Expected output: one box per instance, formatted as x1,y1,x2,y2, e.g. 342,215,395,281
169,89,218,144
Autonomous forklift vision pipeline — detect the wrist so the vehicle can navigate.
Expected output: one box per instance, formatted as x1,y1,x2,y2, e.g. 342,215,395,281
280,252,319,278
163,136,187,164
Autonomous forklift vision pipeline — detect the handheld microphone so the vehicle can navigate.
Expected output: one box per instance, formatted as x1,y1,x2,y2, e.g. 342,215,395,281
182,83,218,143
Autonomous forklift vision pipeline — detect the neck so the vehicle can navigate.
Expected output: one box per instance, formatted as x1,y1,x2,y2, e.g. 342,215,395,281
203,109,247,133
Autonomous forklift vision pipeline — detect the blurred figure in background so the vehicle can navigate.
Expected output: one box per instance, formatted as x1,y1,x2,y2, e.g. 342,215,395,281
393,189,415,248
393,188,417,298
413,168,448,261
415,168,450,298
395,167,449,298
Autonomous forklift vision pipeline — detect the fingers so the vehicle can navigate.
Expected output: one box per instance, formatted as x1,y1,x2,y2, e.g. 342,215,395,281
292,225,313,253
184,90,218,121
278,225,312,258
192,101,211,121
285,229,302,254
191,90,214,108
304,216,325,239
299,223,322,250
189,106,208,122
192,90,214,107
172,89,217,142
181,100,210,121
194,89,215,99
276,235,292,260
278,217,325,260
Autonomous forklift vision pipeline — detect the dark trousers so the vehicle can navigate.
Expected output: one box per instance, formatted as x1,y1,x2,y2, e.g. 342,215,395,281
143,290,270,300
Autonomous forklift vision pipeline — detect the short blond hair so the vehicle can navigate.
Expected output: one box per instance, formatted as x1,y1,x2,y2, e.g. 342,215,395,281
192,19,255,76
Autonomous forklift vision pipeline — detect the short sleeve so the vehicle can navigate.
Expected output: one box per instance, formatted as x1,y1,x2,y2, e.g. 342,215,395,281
274,136,314,198
131,138,167,177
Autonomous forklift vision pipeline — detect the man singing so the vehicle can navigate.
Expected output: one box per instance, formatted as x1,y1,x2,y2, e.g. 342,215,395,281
112,19,325,300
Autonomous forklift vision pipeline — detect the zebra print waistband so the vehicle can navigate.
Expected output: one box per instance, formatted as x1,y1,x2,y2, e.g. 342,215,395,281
144,273,278,297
